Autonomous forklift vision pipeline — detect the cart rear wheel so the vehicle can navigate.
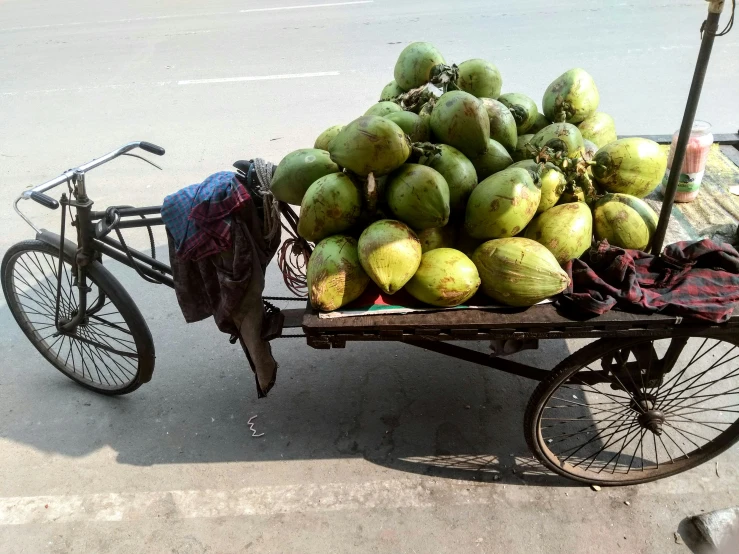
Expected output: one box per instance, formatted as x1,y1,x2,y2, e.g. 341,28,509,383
2,240,154,395
524,334,739,486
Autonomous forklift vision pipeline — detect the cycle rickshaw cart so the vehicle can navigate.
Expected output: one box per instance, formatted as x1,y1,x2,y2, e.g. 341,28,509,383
3,1,739,486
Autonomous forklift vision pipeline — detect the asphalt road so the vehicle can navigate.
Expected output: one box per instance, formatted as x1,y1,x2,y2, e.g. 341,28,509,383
1,1,739,553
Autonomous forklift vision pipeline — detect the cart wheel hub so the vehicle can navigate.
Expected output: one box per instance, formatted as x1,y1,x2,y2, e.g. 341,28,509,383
638,409,665,436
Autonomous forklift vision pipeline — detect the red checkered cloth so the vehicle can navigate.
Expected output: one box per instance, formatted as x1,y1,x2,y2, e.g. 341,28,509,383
162,171,251,262
558,239,739,323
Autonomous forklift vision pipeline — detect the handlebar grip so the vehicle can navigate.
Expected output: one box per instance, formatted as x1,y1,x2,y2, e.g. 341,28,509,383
29,192,59,210
139,142,165,156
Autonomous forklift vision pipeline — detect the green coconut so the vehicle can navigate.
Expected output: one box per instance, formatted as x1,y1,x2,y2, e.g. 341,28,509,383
329,116,411,176
510,160,565,213
593,200,651,251
593,193,659,250
386,164,450,230
384,111,430,142
307,235,371,312
358,219,422,294
524,202,593,263
497,93,539,134
380,80,406,100
464,167,541,240
417,144,478,215
405,248,481,307
543,68,600,124
365,101,403,117
592,138,667,198
314,125,344,151
578,112,617,148
528,113,551,134
530,122,585,158
393,42,446,91
469,138,514,181
297,173,362,243
472,238,570,306
271,148,340,206
456,59,503,99
418,226,457,253
512,134,536,162
430,91,490,158
480,98,518,151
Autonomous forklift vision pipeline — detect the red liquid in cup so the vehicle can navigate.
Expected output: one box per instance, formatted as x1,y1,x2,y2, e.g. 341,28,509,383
661,121,713,203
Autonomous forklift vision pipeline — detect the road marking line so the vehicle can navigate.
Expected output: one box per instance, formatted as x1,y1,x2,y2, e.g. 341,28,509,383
239,1,373,13
0,478,491,525
0,1,373,32
177,71,340,85
0,72,338,96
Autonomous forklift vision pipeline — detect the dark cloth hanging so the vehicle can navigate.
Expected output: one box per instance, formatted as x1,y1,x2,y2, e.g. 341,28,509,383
558,239,739,323
162,168,282,397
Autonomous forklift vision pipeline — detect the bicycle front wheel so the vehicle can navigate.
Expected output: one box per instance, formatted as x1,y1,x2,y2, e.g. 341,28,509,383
2,240,155,395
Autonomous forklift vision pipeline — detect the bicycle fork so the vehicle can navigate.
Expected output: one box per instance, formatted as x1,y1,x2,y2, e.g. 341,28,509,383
54,171,97,335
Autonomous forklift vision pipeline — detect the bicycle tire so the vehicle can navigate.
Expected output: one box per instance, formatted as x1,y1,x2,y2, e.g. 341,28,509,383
2,239,155,395
524,334,739,486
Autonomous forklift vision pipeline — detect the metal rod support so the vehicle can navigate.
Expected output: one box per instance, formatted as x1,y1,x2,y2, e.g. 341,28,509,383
115,217,164,229
651,7,723,254
92,238,174,287
98,236,173,275
403,338,550,382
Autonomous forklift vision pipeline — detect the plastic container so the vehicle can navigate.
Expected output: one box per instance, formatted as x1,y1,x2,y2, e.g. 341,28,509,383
661,120,713,202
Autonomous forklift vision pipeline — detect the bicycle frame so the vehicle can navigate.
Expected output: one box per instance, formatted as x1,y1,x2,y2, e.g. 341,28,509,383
12,141,172,337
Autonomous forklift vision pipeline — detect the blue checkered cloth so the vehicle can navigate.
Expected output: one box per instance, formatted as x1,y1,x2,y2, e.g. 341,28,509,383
161,171,251,261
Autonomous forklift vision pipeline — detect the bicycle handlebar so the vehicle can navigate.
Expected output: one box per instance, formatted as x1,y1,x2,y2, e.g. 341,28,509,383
14,141,165,233
23,141,165,197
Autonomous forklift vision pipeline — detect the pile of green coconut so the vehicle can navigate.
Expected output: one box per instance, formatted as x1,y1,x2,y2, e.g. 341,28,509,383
270,42,669,312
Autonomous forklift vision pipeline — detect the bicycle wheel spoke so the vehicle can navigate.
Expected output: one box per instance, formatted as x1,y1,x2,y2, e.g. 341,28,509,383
82,323,136,348
656,339,722,401
615,348,645,401
605,421,643,474
87,315,131,334
662,422,705,449
562,416,633,463
579,366,638,405
657,434,675,464
660,427,689,459
76,336,116,386
626,428,646,474
79,326,137,376
665,413,730,433
658,348,739,412
581,412,636,471
658,368,739,402
81,328,138,364
668,396,739,414
547,396,633,417
544,415,631,445
575,421,634,470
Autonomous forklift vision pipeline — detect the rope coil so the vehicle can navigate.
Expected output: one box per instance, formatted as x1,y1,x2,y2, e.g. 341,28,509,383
252,158,311,298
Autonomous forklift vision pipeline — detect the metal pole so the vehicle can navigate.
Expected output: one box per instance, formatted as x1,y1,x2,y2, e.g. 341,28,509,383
651,0,725,254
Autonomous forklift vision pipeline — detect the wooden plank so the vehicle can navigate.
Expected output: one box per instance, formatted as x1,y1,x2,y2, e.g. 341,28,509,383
643,145,739,245
302,302,678,332
720,144,739,168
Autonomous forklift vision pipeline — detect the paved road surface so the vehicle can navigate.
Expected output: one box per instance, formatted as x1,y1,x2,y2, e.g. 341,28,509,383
1,1,738,552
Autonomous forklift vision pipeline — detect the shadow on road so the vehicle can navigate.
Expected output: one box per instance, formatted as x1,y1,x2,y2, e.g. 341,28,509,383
0,244,579,487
